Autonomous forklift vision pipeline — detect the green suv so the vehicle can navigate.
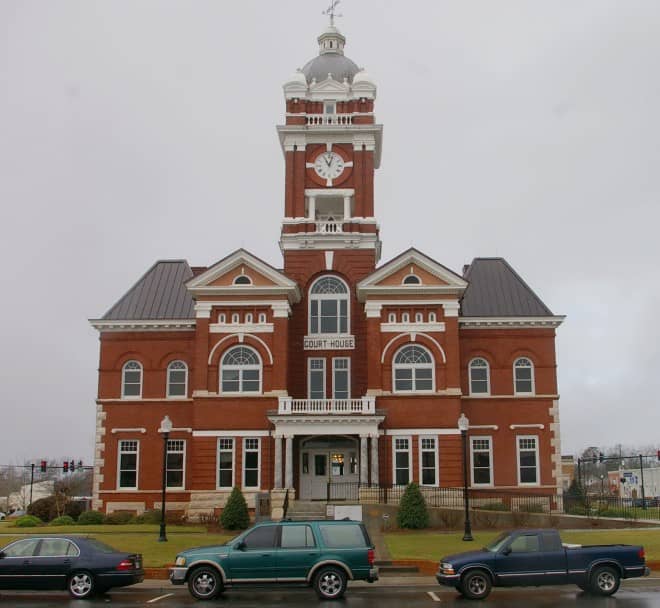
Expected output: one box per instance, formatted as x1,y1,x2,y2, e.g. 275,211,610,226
169,519,378,600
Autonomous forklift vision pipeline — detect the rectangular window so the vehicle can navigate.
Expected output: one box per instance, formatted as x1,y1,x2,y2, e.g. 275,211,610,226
394,368,412,391
393,437,411,486
308,358,326,399
218,438,234,488
333,358,350,399
280,525,316,548
166,439,185,489
471,437,493,486
118,440,138,489
243,438,260,488
420,437,437,486
515,368,533,394
517,436,539,485
324,102,336,115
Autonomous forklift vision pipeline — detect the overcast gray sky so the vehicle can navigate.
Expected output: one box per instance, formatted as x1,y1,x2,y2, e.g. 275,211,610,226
1,1,659,467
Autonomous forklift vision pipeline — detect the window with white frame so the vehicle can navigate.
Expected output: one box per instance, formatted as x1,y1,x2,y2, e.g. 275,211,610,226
415,312,423,322
429,312,437,322
167,360,188,398
517,436,539,485
233,275,251,285
309,276,349,335
403,274,421,285
258,312,266,323
402,312,410,323
469,358,490,395
308,358,326,399
324,101,336,115
514,357,535,395
388,312,396,323
219,313,226,323
420,437,438,486
471,437,493,486
243,438,260,488
118,440,138,489
121,360,142,398
333,358,350,399
166,439,185,488
221,346,261,393
393,345,434,392
217,438,234,488
231,313,239,323
245,313,253,323
393,437,411,485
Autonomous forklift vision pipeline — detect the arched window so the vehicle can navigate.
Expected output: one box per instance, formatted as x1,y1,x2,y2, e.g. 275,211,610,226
402,312,410,323
393,345,434,392
121,360,142,398
167,360,188,398
469,358,490,395
415,312,423,322
429,312,437,322
258,312,266,323
221,346,261,393
231,313,239,323
233,275,251,285
388,312,396,323
218,313,226,323
514,357,535,395
403,274,421,285
309,276,349,335
245,313,253,323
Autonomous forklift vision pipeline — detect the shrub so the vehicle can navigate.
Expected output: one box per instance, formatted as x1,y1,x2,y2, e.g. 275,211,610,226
220,487,250,530
130,509,163,525
50,515,75,526
479,502,508,511
65,501,85,521
396,483,429,529
77,510,105,525
105,511,132,525
519,503,545,513
15,515,43,527
28,496,85,523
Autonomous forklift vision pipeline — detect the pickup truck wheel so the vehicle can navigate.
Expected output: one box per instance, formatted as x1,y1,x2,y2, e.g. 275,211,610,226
188,566,223,600
590,566,620,596
314,566,347,600
461,569,492,600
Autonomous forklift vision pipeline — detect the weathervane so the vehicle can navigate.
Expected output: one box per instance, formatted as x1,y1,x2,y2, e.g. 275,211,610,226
322,0,342,27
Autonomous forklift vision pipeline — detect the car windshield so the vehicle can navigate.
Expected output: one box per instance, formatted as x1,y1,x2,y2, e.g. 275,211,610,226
84,538,118,554
484,532,511,552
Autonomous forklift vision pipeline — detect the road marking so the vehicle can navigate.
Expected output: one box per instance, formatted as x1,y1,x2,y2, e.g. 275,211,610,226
147,593,174,603
427,591,442,602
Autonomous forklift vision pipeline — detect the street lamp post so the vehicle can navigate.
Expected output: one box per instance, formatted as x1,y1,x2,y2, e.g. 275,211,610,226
458,413,473,541
158,415,173,542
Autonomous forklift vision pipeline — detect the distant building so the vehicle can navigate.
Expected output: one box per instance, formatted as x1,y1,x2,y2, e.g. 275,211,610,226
2,480,54,511
560,455,575,491
609,467,660,499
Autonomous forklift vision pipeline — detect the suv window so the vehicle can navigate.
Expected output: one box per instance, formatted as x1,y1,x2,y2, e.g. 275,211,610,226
242,525,277,549
281,525,316,549
318,523,368,548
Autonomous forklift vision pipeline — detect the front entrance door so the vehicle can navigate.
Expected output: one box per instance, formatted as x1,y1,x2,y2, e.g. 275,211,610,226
299,436,359,500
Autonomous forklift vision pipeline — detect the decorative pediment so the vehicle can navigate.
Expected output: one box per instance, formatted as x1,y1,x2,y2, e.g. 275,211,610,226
309,77,351,100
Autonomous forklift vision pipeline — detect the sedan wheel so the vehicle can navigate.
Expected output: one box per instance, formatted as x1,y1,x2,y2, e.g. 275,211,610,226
68,571,95,599
314,566,347,600
188,566,222,600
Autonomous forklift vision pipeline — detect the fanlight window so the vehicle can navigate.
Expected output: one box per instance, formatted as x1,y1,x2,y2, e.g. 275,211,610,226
221,346,261,393
469,358,490,395
167,360,188,398
309,276,349,335
514,357,535,394
403,274,421,285
122,360,142,398
393,345,434,392
233,275,251,285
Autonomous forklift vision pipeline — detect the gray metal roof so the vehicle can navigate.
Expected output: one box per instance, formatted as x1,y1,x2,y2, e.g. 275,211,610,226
102,260,195,320
301,52,360,84
460,258,554,317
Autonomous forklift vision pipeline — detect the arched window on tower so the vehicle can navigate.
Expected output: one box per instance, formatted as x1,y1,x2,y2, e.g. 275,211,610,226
121,360,142,399
393,345,434,392
514,357,535,395
221,346,262,394
469,358,490,395
309,276,349,335
167,360,188,398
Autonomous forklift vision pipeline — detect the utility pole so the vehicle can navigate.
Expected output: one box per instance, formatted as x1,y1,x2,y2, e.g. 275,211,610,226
29,463,34,507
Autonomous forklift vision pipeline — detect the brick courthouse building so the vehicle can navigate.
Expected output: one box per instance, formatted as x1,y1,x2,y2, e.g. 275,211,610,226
90,23,564,517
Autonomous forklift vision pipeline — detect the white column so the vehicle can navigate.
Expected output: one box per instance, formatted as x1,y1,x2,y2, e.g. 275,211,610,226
370,434,379,485
360,436,369,484
285,436,293,488
343,195,351,219
274,435,282,489
308,196,316,220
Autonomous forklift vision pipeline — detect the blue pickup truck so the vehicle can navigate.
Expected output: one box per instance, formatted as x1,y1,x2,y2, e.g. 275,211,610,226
436,528,649,600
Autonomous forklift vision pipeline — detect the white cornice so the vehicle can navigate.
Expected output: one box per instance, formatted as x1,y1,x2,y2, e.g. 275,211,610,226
189,286,300,300
461,394,559,400
279,233,382,263
361,300,460,317
194,300,292,319
193,430,271,437
510,424,545,430
381,322,446,333
384,428,461,436
358,286,465,299
89,319,195,332
460,316,565,329
210,323,274,334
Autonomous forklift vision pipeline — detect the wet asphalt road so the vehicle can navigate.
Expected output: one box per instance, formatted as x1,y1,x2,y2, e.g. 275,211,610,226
2,580,660,607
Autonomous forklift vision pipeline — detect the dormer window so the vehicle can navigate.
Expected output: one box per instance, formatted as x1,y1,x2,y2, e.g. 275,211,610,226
403,274,421,285
233,275,251,285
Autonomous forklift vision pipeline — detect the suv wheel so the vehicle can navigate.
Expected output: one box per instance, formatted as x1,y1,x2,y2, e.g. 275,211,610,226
188,566,222,600
314,566,347,600
460,569,492,600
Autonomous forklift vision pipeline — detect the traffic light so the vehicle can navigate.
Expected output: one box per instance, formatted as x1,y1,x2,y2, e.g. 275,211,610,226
69,460,75,472
62,461,68,473
40,460,47,473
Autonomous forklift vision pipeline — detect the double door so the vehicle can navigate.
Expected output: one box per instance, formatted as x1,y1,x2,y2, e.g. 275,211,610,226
300,449,358,500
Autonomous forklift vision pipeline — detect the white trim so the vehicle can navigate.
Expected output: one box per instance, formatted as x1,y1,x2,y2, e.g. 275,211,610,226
304,188,355,197
117,439,139,490
166,438,186,491
194,430,271,437
392,436,412,486
468,357,491,396
419,435,439,487
461,394,559,400
196,300,292,319
217,437,235,489
308,357,326,399
90,319,195,332
242,437,261,489
219,345,263,395
516,435,540,486
510,424,545,430
470,436,494,487
470,425,499,431
121,360,143,399
308,275,351,336
208,333,274,365
209,323,274,334
166,360,189,399
111,428,146,434
325,251,334,270
385,428,461,436
381,332,447,364
392,343,435,394
513,357,536,396
460,316,565,329
381,322,446,333
332,357,350,400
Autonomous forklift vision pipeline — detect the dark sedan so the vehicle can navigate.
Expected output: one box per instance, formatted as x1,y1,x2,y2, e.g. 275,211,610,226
0,535,143,598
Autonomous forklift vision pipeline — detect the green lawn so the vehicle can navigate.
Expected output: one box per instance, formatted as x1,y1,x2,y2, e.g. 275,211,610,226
385,528,660,562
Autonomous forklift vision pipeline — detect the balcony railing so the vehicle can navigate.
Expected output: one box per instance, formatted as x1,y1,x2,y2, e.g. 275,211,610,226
306,114,354,126
278,396,376,415
316,220,344,233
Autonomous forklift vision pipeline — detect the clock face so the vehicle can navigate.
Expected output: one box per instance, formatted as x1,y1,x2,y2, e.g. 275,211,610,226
314,151,345,180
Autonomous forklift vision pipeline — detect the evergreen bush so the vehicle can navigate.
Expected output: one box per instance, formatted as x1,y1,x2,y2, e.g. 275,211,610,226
77,510,105,525
396,482,429,529
50,515,75,526
105,511,132,525
15,515,43,527
220,487,250,530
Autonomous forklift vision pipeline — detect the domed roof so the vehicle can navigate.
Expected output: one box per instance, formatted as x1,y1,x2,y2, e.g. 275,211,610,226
301,52,360,84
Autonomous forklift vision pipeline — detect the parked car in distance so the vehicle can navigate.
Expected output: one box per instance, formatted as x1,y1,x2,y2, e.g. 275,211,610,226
436,528,649,600
170,519,378,600
0,536,144,599
0,512,5,521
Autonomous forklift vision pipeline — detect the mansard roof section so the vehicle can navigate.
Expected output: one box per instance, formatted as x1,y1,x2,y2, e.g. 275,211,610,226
186,249,301,302
460,258,556,318
356,248,467,301
97,260,195,321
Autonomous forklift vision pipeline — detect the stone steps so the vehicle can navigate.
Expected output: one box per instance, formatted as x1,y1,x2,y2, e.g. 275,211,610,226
285,500,328,520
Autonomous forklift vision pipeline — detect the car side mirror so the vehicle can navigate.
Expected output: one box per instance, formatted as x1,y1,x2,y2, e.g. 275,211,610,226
235,541,246,551
501,547,511,556
0,552,5,559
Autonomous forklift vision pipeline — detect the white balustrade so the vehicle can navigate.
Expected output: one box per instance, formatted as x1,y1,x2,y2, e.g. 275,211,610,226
306,114,354,126
316,220,344,233
278,396,375,415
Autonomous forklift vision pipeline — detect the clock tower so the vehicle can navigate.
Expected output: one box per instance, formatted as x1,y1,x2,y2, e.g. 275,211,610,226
277,23,383,277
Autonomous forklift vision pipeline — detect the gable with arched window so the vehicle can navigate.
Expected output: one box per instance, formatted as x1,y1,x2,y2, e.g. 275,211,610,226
220,346,262,394
121,360,142,399
469,358,490,395
514,357,535,395
167,360,188,398
393,344,434,392
308,275,349,335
